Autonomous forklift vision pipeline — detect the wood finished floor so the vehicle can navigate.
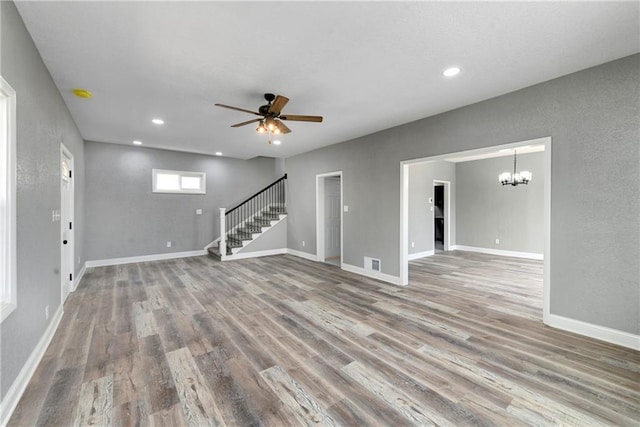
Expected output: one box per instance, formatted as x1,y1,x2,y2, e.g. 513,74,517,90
8,252,640,426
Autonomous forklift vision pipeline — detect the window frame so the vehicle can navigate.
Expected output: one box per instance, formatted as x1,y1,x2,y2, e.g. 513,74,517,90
1,76,17,323
152,168,206,194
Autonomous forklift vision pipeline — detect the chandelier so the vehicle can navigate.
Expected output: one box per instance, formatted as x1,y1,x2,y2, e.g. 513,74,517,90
499,149,531,186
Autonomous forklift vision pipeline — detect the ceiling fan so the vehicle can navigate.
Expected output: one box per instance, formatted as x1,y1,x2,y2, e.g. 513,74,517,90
215,93,323,141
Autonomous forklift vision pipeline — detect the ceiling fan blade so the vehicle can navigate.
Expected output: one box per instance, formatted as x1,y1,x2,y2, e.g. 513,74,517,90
268,95,289,115
280,114,323,122
231,118,262,128
215,103,262,116
275,120,291,134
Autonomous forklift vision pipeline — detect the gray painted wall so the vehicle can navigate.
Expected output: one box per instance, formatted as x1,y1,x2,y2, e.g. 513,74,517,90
84,141,277,261
285,54,639,334
1,1,86,399
408,161,456,255
456,152,544,253
238,218,287,254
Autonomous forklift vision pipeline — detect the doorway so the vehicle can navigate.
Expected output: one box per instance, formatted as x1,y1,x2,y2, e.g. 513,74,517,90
316,172,343,267
400,136,551,323
434,183,445,253
60,144,74,303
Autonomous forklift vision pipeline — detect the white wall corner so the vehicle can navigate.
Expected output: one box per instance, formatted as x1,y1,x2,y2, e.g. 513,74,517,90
0,304,64,426
545,313,640,351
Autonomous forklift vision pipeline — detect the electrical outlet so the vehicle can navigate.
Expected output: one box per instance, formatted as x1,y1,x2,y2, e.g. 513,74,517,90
411,242,415,248
343,205,349,212
45,305,49,320
166,241,172,248
302,241,305,247
495,238,500,244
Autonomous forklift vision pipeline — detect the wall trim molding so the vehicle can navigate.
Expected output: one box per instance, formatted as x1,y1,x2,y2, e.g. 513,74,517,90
224,248,287,261
72,263,86,292
342,263,404,287
286,248,318,262
0,304,63,426
452,245,543,260
408,250,434,261
86,249,207,268
546,313,640,351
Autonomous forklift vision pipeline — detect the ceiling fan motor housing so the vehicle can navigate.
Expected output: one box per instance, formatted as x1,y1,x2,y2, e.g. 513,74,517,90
258,105,271,115
259,93,277,115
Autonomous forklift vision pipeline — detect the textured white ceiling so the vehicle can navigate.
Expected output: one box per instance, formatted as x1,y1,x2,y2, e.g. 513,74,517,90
15,1,640,159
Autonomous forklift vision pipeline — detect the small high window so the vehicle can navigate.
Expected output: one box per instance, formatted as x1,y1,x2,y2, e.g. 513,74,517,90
152,169,206,194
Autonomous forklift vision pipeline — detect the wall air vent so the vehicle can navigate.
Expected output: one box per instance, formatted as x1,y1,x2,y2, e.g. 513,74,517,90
364,257,381,272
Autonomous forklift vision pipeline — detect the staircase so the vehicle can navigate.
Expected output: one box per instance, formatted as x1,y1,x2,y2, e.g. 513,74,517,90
208,174,287,260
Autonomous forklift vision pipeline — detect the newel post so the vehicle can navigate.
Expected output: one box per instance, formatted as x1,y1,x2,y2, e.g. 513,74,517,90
219,207,226,257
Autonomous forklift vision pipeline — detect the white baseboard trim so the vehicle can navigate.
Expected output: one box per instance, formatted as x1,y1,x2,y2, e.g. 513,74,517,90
86,249,208,268
452,245,543,260
0,304,64,426
408,250,434,261
286,248,318,262
342,263,404,287
224,248,287,261
545,313,639,351
72,263,86,292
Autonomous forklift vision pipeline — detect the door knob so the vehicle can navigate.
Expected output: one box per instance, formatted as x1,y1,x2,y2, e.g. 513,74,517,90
63,240,68,245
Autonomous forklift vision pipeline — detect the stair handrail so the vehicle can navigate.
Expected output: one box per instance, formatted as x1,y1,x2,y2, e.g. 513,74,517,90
225,174,287,216
219,174,287,258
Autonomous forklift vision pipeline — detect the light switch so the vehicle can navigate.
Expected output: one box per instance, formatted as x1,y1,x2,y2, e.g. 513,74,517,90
196,209,202,215
343,205,349,212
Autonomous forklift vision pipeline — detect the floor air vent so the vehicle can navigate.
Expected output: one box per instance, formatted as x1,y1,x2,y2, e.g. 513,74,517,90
364,257,381,272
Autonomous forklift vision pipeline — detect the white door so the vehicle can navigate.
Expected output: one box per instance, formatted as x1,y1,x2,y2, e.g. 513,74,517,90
324,177,341,259
61,146,74,302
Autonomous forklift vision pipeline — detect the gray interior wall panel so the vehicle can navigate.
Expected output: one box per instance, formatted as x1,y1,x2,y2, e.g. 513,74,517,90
408,161,456,255
237,218,287,254
84,142,277,261
285,54,639,334
456,152,544,253
1,1,86,399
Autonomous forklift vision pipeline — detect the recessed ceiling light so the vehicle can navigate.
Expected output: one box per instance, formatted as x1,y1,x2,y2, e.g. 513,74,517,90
443,67,461,77
273,140,282,145
72,88,92,99
152,118,164,125
133,140,142,145
215,152,222,156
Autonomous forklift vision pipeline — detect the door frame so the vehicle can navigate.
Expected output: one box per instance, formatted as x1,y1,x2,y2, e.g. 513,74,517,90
432,180,451,251
400,136,551,324
316,171,343,265
60,143,74,303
